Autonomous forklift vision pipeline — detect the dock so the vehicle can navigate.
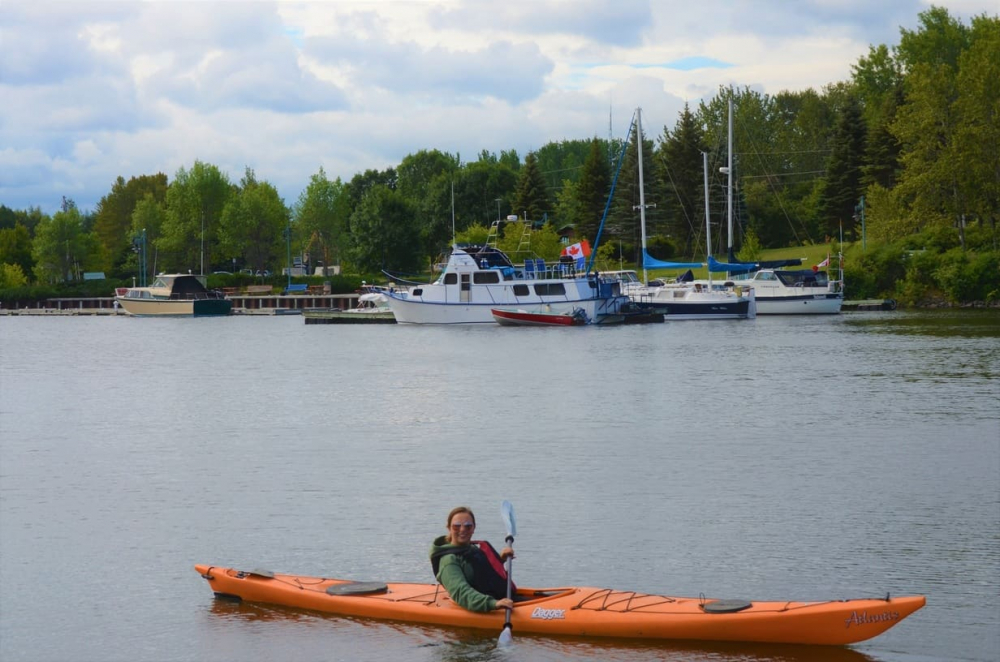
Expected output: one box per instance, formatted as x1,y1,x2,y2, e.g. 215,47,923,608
1,293,364,316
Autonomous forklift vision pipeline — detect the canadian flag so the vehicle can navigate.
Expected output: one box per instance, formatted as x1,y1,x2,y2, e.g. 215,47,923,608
816,256,830,268
561,239,592,268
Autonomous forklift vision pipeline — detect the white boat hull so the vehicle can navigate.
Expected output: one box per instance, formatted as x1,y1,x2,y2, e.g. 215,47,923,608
753,293,843,315
385,246,627,325
388,296,622,325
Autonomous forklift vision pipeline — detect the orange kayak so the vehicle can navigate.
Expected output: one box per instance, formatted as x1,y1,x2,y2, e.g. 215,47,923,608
194,564,925,646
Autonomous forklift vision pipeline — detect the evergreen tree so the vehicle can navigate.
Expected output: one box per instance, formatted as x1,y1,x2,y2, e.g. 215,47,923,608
819,96,867,240
656,104,705,258
511,152,550,224
574,138,611,241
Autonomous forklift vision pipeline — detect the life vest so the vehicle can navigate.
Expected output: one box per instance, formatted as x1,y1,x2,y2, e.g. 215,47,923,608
431,540,515,600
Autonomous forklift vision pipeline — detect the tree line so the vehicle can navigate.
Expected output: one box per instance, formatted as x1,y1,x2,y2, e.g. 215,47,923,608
0,6,996,302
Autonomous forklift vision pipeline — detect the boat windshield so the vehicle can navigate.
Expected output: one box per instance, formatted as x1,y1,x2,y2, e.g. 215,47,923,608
775,270,829,287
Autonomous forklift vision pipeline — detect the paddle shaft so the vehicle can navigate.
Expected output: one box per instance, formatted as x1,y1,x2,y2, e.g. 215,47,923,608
503,533,514,633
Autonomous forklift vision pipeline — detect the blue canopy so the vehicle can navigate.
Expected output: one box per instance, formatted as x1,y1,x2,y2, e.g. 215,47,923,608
708,255,757,274
642,251,703,270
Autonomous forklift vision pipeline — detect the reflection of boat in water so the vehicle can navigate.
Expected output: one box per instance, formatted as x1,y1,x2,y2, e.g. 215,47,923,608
384,244,627,325
115,274,232,317
491,306,589,326
195,564,924,646
303,287,396,324
204,597,884,662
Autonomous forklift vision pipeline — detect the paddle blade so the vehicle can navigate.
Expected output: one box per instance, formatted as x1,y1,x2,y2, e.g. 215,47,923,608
500,500,516,538
498,624,513,648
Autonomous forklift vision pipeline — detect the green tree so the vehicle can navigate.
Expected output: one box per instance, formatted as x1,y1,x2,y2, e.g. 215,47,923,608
952,14,1000,248
573,138,612,242
396,150,460,264
92,173,168,275
511,152,550,223
819,95,867,240
129,194,167,281
657,104,705,258
218,168,289,276
294,168,351,275
31,206,89,283
0,223,35,278
606,113,664,265
159,161,233,273
453,154,519,227
0,262,28,288
348,185,421,273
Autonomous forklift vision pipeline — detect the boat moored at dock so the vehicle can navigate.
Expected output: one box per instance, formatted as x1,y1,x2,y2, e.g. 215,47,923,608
115,274,232,317
385,245,628,325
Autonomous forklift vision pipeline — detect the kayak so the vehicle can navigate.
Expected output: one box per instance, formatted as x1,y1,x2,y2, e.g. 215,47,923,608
194,564,925,646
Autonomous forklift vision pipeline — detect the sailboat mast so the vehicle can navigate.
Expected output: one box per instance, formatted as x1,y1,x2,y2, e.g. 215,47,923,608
703,151,713,288
636,108,648,284
727,95,734,255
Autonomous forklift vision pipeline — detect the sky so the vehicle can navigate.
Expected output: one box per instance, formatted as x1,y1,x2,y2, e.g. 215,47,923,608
1,0,995,216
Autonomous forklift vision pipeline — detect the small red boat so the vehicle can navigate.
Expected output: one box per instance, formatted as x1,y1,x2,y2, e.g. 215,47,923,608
491,307,589,326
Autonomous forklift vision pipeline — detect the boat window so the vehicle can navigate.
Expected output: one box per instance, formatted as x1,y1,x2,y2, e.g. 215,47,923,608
512,285,529,296
444,273,457,285
534,283,566,296
473,271,500,284
412,288,423,296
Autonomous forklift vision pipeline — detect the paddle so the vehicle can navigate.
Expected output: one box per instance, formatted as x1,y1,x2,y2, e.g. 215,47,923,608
498,500,516,647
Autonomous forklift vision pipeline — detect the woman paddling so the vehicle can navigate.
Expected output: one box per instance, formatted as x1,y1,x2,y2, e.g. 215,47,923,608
429,506,515,613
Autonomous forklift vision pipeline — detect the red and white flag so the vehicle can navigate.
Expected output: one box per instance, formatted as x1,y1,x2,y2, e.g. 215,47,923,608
816,256,830,268
561,239,592,268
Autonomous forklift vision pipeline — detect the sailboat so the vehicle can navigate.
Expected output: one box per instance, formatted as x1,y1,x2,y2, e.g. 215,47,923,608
613,108,756,320
714,97,844,314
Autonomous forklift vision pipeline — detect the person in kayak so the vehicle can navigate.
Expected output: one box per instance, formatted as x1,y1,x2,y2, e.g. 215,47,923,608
429,506,515,613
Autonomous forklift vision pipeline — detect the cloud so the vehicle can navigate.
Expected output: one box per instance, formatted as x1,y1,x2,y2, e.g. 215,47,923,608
307,34,553,103
0,0,995,214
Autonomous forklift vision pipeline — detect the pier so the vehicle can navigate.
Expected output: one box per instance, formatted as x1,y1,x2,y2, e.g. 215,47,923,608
0,293,363,316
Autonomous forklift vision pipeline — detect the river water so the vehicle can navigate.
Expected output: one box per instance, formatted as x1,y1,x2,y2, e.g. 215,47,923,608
1,310,997,662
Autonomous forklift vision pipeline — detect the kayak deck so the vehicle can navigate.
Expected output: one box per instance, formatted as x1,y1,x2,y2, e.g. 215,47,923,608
194,564,925,646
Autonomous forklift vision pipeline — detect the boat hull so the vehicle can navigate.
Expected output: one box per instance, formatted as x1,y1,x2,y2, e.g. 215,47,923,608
116,297,232,317
194,565,924,646
635,298,754,320
388,297,622,325
491,308,587,326
754,293,844,315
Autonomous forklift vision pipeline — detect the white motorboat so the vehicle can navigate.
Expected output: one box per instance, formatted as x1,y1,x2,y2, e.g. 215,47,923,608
737,268,843,314
115,274,232,317
384,245,628,325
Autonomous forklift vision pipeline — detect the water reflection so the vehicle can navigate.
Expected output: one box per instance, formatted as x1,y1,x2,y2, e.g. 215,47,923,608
205,597,881,662
843,309,1000,338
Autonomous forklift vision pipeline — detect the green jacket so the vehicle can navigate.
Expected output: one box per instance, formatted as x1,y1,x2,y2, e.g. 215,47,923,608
429,535,498,613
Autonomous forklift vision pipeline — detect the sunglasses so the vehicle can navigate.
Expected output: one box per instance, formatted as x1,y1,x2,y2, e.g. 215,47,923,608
451,522,475,529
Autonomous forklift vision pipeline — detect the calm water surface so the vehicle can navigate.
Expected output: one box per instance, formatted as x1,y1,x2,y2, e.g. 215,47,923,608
1,310,998,662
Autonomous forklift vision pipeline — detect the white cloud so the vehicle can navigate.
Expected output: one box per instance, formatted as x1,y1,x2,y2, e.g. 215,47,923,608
0,0,995,214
